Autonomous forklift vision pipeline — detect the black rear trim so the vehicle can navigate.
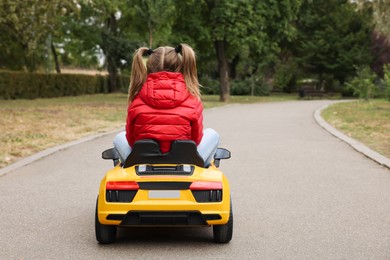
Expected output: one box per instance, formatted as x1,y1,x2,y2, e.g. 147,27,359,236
107,214,126,221
124,140,204,168
105,190,137,202
192,190,223,202
138,182,191,190
120,211,208,226
203,214,222,220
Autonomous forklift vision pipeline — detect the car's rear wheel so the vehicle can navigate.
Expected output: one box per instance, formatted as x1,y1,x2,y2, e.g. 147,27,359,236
95,196,117,244
213,198,233,243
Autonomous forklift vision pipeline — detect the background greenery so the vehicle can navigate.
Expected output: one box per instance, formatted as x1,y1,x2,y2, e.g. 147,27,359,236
0,0,389,168
1,0,390,101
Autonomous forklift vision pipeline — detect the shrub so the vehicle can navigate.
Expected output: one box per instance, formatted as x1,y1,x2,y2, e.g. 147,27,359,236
199,76,220,95
0,70,125,99
345,66,377,101
273,59,299,93
382,64,390,101
231,76,270,96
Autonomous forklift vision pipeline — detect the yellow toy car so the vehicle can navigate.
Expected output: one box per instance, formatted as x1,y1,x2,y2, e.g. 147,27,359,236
95,140,232,244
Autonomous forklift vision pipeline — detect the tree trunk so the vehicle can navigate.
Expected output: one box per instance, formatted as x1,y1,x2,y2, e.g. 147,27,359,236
214,40,230,102
107,56,118,92
51,43,61,73
149,28,153,48
102,13,118,92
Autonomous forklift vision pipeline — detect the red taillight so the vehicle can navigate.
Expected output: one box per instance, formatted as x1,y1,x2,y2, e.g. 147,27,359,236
189,181,222,190
106,181,139,190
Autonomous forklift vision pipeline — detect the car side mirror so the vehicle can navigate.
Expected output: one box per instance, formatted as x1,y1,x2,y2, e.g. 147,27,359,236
102,148,119,160
214,148,231,167
102,148,120,166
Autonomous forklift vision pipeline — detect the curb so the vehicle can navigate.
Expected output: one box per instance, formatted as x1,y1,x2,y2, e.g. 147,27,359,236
0,128,122,177
314,103,390,170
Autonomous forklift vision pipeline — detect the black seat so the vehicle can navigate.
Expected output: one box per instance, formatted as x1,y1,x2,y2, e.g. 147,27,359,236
123,140,205,168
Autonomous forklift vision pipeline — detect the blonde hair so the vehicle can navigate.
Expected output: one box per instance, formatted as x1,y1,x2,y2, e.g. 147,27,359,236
128,44,201,103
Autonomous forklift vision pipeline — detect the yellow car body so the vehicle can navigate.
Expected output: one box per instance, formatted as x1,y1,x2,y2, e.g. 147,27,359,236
97,162,231,226
95,140,232,244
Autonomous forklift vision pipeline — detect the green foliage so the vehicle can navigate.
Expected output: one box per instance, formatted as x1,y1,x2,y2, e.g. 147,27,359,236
231,76,270,96
200,76,220,95
0,70,129,99
365,0,390,38
294,0,373,86
0,0,76,71
0,0,386,100
273,58,299,93
171,0,302,100
345,66,377,101
133,0,175,48
382,64,390,101
200,74,271,96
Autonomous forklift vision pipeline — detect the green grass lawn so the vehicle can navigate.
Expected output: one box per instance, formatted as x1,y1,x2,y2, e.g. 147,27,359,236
321,99,390,159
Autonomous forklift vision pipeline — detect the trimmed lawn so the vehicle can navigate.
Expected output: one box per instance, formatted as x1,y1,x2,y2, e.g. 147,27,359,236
322,99,390,159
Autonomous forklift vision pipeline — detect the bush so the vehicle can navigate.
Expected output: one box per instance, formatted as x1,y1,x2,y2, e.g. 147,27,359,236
200,74,271,96
273,59,299,93
382,64,390,101
231,76,270,96
345,66,377,101
199,76,220,95
0,70,127,99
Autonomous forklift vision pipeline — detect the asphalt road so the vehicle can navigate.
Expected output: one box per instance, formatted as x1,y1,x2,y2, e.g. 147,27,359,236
1,100,389,259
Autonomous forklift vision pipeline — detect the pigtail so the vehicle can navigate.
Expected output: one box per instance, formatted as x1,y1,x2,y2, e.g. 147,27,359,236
128,47,150,103
178,44,201,99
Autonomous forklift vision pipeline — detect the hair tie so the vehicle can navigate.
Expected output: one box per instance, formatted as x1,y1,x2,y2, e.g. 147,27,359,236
175,45,182,53
146,49,153,55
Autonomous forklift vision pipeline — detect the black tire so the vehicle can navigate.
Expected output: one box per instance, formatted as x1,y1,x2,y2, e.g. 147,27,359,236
213,198,233,243
95,196,117,244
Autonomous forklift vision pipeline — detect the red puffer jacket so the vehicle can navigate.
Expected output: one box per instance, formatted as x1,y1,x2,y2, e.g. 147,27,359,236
126,71,203,153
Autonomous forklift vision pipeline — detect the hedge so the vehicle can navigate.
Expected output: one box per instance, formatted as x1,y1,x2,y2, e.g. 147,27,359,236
0,70,129,99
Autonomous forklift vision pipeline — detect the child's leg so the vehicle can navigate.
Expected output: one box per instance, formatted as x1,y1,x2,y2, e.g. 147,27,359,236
197,128,220,167
113,131,132,163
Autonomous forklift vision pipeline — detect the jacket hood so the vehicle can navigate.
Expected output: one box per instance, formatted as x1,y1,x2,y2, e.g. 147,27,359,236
138,71,190,109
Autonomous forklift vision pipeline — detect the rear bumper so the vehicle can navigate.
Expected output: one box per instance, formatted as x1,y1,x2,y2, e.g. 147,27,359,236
97,189,231,226
107,211,222,227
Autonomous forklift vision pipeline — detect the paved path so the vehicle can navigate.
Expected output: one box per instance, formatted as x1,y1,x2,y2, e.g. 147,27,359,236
1,100,389,259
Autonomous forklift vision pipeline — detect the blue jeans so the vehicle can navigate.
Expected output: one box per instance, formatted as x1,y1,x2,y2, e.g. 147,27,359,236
113,128,220,167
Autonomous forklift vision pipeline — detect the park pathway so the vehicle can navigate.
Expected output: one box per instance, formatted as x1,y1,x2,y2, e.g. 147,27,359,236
1,100,389,259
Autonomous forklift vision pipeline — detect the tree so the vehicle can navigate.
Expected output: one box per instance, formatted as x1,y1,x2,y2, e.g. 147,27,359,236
371,31,390,77
356,0,390,39
294,0,373,88
0,0,75,71
173,0,302,101
62,0,139,91
133,0,175,48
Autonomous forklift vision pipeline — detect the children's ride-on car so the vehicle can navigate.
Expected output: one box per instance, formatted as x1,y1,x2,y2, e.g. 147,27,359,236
95,139,232,244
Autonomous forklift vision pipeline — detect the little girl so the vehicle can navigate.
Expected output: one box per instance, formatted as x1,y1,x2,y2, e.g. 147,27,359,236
114,43,219,166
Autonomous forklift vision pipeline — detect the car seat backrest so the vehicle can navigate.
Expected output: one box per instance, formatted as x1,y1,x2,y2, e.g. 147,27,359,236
123,139,205,168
